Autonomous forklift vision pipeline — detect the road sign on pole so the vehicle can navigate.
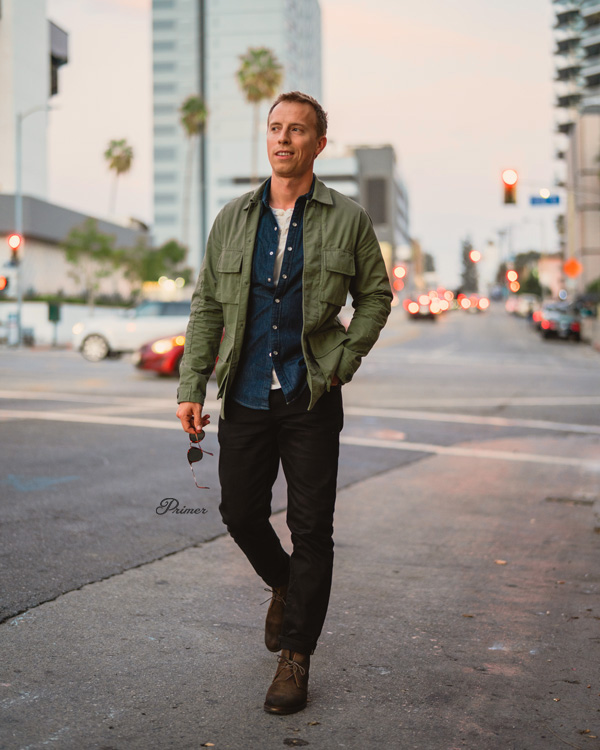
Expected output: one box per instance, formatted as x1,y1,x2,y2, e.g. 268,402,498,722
530,195,560,205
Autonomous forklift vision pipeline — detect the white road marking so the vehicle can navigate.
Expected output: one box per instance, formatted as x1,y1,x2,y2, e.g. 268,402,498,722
0,390,220,412
0,409,217,433
0,409,597,470
345,406,600,435
347,396,600,408
340,435,600,470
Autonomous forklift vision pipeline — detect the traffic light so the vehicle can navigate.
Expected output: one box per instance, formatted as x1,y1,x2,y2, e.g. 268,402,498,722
392,264,406,292
506,269,520,292
0,275,8,293
501,169,518,205
7,233,22,265
469,249,481,263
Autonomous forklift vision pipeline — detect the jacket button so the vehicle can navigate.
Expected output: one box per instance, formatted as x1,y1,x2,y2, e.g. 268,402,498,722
275,298,280,303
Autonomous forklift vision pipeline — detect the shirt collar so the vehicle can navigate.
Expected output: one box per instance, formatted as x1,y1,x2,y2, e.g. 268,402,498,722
261,176,316,209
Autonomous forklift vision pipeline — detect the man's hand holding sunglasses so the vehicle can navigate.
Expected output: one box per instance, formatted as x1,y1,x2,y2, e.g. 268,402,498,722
176,401,211,436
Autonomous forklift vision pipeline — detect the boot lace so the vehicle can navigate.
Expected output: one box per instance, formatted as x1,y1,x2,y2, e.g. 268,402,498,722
276,653,307,687
260,587,286,606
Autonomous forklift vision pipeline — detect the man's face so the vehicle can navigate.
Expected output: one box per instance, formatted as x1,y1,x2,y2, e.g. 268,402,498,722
266,101,327,180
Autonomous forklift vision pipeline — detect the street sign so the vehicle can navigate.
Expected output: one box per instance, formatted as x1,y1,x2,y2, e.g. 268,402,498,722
530,195,559,205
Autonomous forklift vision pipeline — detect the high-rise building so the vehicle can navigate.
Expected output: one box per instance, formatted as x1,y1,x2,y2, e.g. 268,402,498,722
152,0,322,273
553,0,600,146
315,146,410,262
552,1,600,290
0,0,68,199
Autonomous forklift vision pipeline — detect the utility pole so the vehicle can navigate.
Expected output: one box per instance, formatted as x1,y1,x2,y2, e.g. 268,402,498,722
14,104,51,346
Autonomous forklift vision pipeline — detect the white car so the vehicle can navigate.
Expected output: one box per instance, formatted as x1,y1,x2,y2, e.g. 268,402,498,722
72,300,191,362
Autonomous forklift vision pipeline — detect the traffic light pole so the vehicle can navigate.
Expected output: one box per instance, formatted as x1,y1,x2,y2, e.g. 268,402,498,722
15,111,24,347
14,104,50,347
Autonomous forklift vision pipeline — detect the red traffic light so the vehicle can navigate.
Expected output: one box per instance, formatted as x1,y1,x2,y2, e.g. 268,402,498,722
501,169,518,205
501,169,518,186
8,233,22,250
0,276,8,291
392,265,407,280
506,269,518,282
469,249,481,263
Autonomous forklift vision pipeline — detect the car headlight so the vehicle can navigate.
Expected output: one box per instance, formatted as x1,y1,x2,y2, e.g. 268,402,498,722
72,323,84,335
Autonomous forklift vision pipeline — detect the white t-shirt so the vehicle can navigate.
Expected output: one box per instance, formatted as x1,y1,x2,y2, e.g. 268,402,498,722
270,207,294,389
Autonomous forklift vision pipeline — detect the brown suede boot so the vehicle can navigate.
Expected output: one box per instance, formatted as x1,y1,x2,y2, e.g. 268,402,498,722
263,649,310,714
263,585,287,652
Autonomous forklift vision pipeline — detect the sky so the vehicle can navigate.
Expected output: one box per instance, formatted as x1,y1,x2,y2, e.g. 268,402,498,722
46,0,561,287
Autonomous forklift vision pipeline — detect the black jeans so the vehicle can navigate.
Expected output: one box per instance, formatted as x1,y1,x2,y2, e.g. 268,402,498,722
218,386,343,655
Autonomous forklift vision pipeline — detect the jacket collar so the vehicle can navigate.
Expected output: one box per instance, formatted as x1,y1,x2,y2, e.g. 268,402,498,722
243,174,333,211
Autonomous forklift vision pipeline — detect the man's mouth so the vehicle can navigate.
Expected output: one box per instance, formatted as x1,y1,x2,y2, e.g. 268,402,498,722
275,151,293,157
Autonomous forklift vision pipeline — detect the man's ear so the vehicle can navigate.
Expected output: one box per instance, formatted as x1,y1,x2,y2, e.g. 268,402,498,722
314,136,327,159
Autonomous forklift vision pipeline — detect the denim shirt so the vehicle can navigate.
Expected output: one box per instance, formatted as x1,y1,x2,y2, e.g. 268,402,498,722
229,178,314,409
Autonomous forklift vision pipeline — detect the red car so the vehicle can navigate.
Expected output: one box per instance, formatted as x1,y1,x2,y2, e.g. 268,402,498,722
133,333,186,375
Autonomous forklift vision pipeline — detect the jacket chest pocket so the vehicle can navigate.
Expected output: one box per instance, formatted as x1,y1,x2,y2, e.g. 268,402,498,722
216,249,244,304
319,249,355,307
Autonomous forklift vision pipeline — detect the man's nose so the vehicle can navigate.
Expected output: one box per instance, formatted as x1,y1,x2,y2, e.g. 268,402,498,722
278,130,290,143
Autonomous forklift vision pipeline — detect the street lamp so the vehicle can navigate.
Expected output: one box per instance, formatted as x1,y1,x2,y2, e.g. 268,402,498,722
14,104,52,346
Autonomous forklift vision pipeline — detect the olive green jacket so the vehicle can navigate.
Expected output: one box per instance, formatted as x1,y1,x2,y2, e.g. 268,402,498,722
177,176,392,415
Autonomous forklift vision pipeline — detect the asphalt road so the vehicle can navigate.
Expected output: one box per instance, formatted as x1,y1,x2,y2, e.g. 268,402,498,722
1,303,599,623
1,301,600,749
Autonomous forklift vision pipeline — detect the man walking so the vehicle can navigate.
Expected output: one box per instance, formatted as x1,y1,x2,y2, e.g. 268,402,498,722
176,91,391,714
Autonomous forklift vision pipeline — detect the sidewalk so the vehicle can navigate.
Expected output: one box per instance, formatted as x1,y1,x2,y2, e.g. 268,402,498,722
1,433,599,749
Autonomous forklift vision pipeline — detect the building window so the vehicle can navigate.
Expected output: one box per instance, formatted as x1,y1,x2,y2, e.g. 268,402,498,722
154,104,176,115
155,214,178,225
154,62,177,73
154,147,177,161
155,172,177,183
154,125,177,136
153,19,175,31
155,193,177,204
154,82,177,94
365,178,387,225
153,40,176,52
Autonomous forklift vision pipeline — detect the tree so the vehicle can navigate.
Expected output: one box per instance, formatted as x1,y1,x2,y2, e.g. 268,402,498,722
104,138,134,216
236,47,283,186
63,219,118,313
460,238,478,292
117,238,192,302
179,95,208,251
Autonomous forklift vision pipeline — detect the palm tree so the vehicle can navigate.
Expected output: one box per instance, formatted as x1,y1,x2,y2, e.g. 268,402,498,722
179,95,208,251
104,139,134,216
236,47,283,186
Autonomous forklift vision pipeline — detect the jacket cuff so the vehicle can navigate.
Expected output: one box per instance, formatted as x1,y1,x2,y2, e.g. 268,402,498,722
336,346,363,384
176,386,207,405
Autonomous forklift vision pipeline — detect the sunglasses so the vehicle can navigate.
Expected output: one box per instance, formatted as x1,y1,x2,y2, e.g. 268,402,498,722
187,430,213,489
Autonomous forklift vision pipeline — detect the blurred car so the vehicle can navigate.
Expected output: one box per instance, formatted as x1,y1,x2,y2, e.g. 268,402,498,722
72,300,191,361
539,302,581,341
133,333,186,375
514,294,540,318
403,291,451,320
458,293,489,312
